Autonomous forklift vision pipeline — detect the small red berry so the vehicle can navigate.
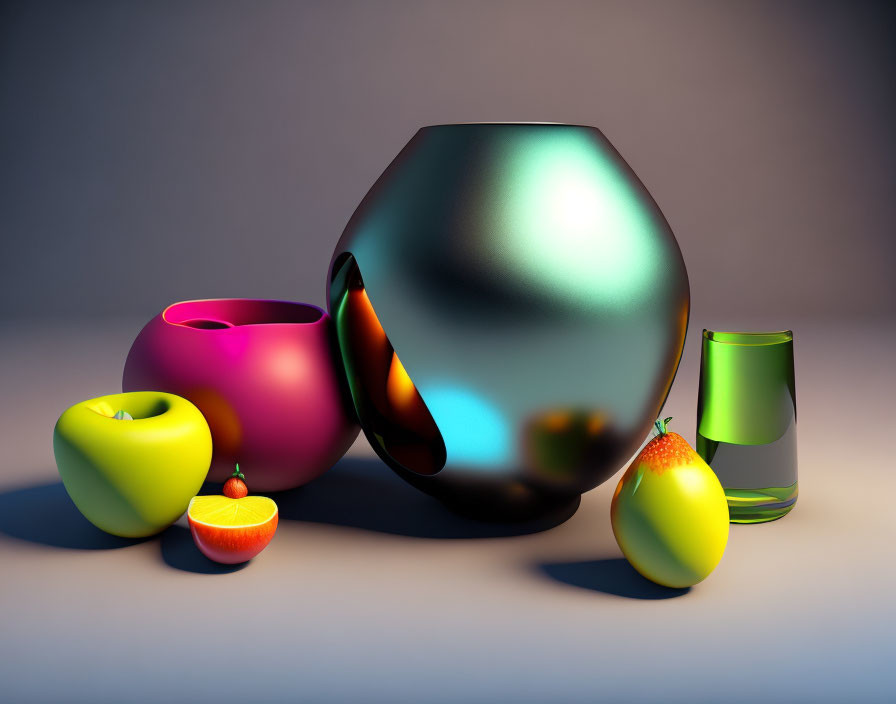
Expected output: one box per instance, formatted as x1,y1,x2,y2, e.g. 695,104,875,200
223,464,248,499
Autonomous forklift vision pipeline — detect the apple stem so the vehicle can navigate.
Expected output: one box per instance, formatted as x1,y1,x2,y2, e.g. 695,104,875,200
654,416,674,436
232,464,245,480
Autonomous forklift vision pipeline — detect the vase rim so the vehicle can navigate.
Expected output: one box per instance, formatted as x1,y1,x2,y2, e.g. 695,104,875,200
162,298,326,329
419,121,594,129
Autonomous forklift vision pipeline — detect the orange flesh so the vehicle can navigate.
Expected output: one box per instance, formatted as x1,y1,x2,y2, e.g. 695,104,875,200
188,495,277,527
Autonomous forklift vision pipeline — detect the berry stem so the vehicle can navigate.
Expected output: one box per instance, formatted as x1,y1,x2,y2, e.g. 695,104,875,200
232,464,245,480
654,416,674,436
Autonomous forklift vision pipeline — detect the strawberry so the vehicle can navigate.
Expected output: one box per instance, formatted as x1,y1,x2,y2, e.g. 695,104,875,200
223,464,248,499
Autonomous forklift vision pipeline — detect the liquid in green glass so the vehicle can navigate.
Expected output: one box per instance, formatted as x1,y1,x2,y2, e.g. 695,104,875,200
697,330,797,523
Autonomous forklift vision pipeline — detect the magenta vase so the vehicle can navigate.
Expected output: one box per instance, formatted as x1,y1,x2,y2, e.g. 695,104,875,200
123,299,359,491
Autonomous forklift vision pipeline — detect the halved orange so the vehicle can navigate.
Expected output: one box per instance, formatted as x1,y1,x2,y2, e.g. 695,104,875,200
187,495,278,564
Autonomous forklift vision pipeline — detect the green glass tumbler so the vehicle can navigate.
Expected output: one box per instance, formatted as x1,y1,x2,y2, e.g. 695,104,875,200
697,330,797,523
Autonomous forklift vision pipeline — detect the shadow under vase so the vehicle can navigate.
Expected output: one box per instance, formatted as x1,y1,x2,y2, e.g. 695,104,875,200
272,457,577,539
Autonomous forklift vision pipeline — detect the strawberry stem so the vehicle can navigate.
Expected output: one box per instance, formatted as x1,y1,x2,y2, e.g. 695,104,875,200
231,463,245,480
654,416,674,436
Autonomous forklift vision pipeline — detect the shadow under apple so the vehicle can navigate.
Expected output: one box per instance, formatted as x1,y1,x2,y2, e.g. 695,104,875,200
0,479,150,550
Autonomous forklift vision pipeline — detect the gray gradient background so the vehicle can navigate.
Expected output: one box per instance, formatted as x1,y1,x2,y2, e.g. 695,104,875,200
1,0,895,320
1,1,894,703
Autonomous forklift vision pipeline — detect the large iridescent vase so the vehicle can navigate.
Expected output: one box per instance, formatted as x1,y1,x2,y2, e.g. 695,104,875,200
328,123,690,520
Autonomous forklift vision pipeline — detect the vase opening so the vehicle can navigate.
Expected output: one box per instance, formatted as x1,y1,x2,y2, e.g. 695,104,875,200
330,253,446,477
179,319,234,330
163,299,324,328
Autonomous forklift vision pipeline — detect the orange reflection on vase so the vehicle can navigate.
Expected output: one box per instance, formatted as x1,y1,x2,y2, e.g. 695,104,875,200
186,387,243,457
335,262,446,476
386,353,418,411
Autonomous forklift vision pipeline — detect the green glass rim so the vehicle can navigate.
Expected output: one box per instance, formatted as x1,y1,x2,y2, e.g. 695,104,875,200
703,329,793,346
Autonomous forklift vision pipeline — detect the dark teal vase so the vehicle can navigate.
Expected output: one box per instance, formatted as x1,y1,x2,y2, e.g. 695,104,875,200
328,123,689,521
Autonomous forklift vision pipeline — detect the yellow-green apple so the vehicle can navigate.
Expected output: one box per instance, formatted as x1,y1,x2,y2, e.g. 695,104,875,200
53,391,212,537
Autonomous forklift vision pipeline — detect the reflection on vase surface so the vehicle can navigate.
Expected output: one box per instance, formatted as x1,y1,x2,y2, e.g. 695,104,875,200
332,261,446,476
329,123,690,520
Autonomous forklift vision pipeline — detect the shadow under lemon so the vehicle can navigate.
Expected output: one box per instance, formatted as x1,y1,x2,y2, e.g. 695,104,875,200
538,558,690,600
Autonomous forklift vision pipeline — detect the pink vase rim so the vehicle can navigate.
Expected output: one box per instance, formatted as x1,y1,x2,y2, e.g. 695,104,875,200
161,298,327,330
